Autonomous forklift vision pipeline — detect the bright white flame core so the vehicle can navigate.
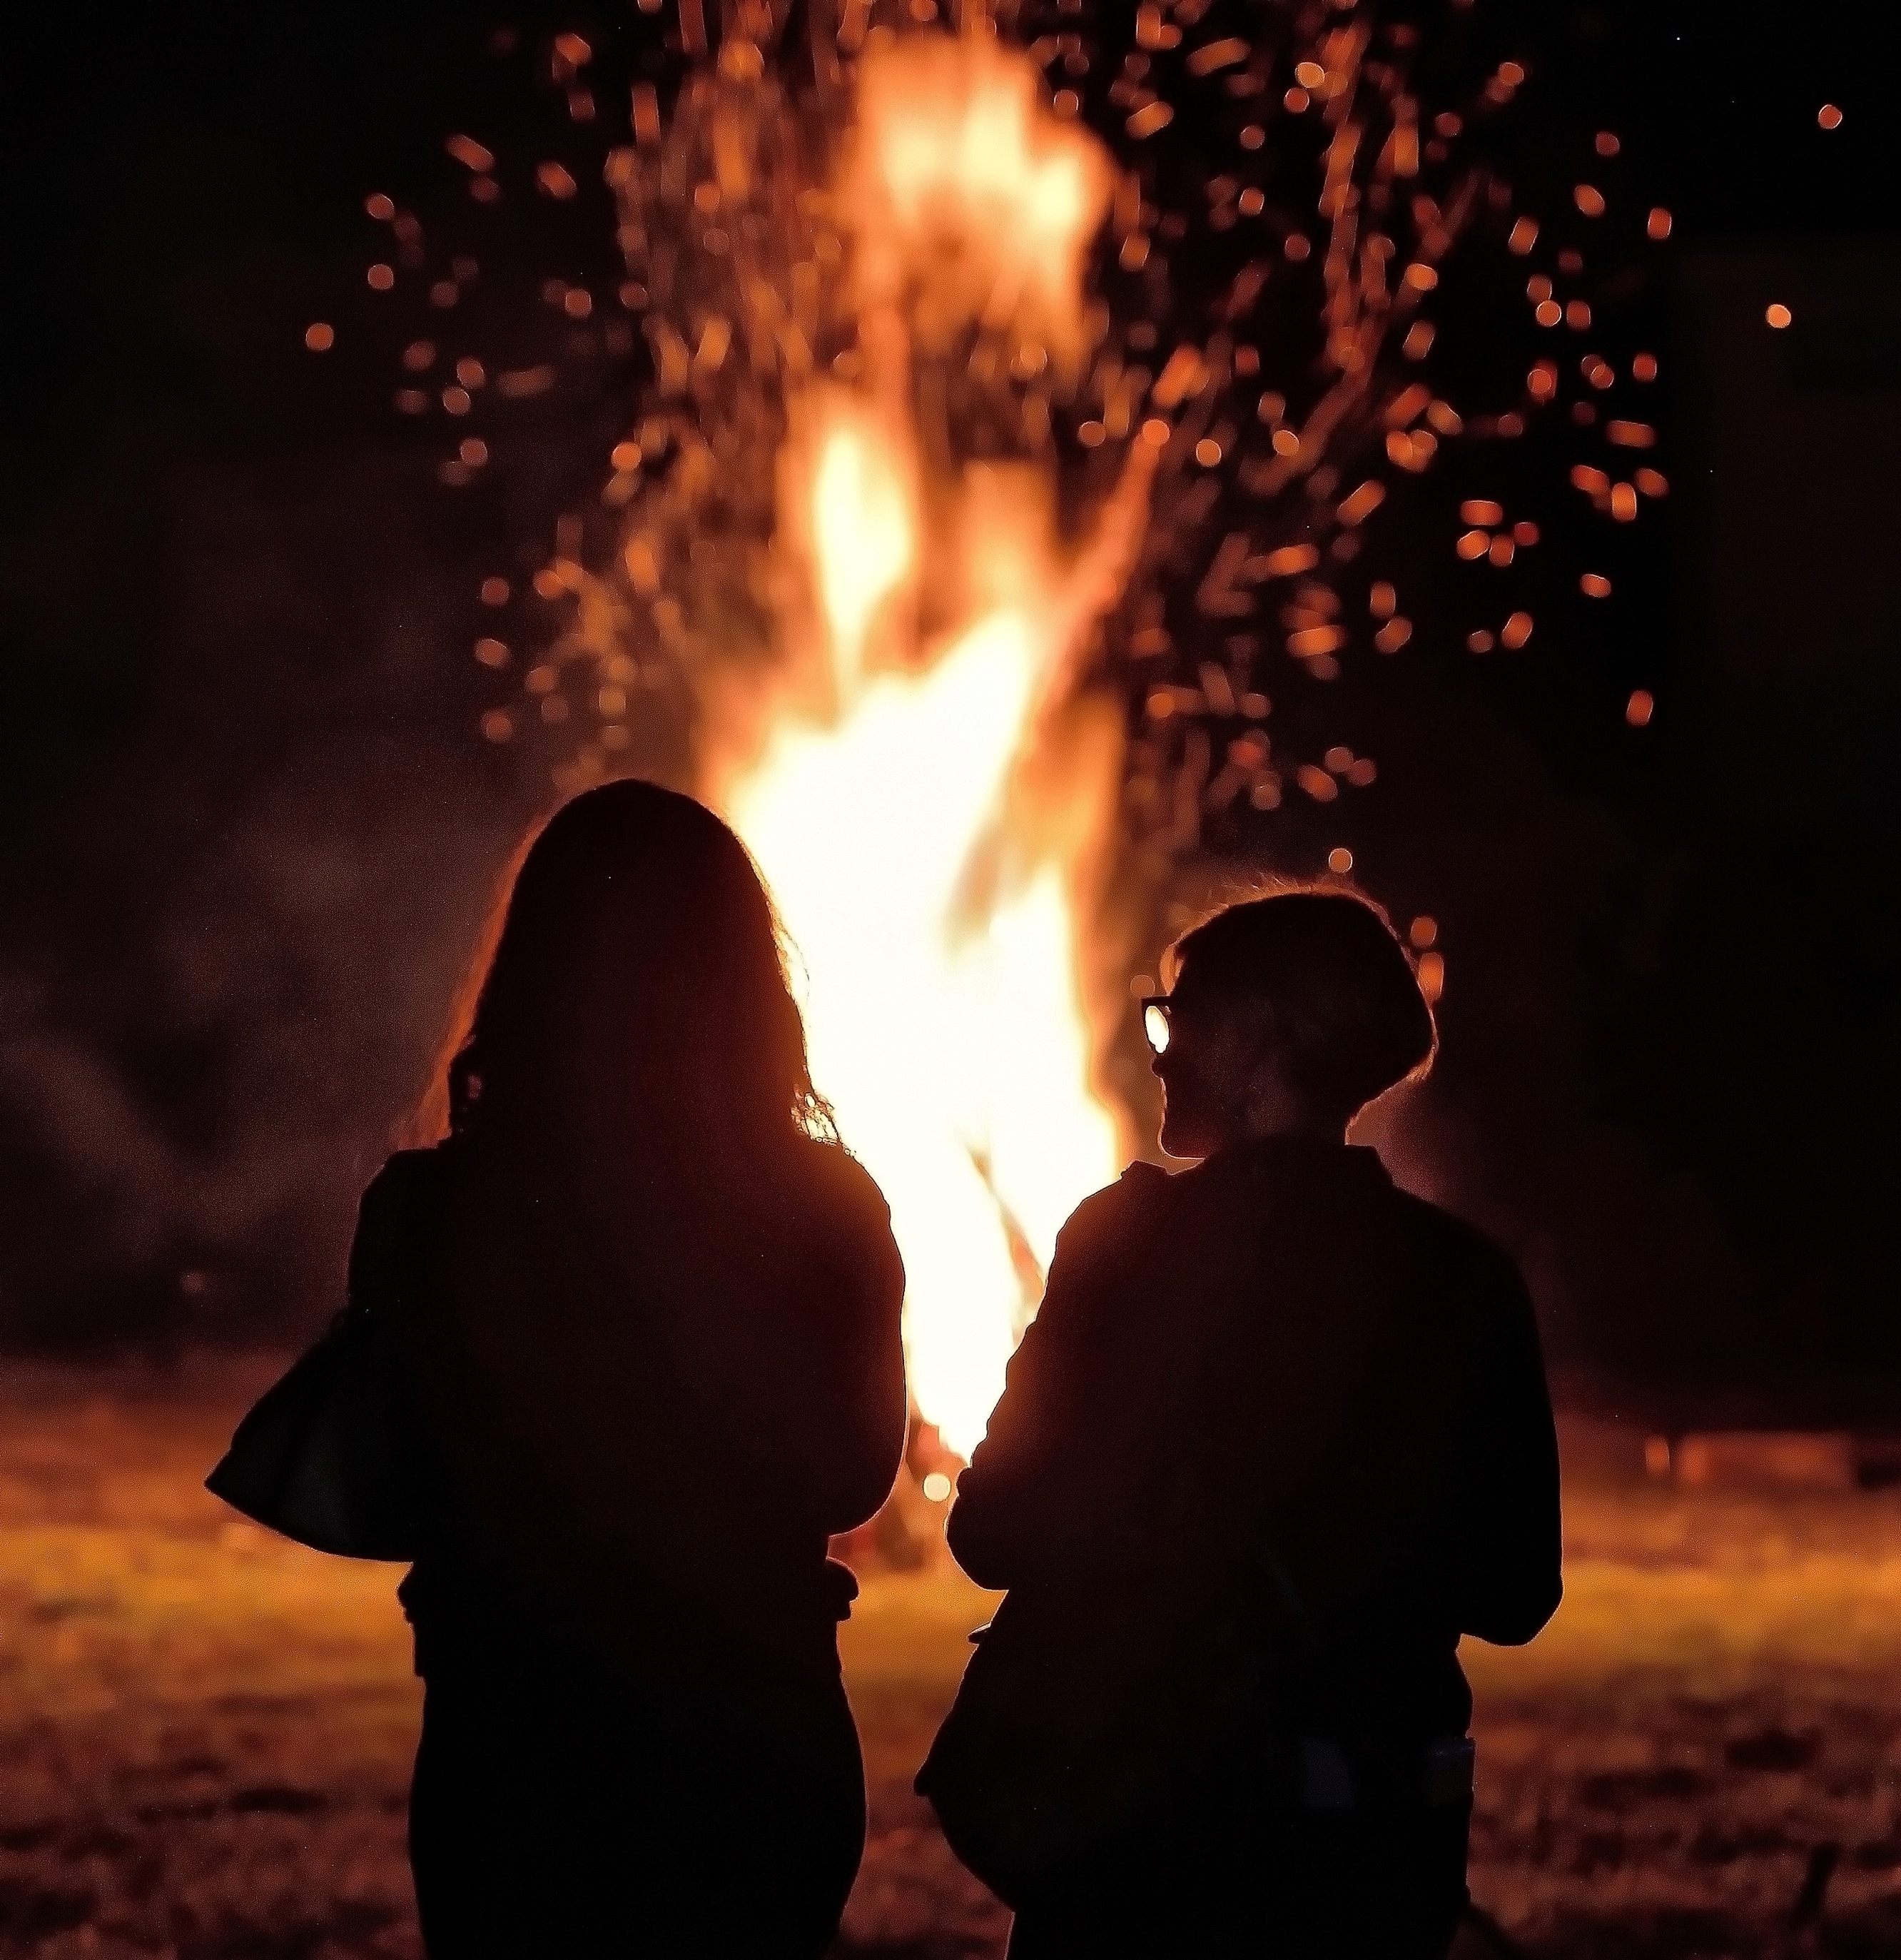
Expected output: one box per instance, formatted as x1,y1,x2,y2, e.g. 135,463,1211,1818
711,42,1125,1458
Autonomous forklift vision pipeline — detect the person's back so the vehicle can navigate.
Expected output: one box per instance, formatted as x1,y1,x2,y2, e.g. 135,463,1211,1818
929,889,1561,1959
353,782,908,1960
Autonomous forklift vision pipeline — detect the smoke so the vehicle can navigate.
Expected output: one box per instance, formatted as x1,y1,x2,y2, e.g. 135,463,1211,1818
0,445,539,1350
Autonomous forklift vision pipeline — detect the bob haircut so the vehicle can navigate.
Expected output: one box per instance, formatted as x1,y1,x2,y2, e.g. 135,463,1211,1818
1166,886,1436,1116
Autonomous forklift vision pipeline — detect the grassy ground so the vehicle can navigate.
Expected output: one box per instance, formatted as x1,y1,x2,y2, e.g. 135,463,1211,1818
1,1363,1897,1958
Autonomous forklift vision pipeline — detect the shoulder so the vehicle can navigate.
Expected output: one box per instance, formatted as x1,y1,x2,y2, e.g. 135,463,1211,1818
1053,1160,1174,1263
791,1141,905,1291
794,1138,895,1233
349,1148,455,1305
1388,1188,1533,1316
361,1146,449,1213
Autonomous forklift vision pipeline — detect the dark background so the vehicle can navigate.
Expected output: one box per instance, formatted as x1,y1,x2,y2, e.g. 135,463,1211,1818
2,1,1895,1420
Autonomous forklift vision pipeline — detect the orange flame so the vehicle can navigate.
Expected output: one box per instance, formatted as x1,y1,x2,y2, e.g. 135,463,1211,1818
700,39,1144,1456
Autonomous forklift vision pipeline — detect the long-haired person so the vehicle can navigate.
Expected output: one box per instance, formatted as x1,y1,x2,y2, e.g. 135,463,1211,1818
360,781,906,1956
926,889,1561,1959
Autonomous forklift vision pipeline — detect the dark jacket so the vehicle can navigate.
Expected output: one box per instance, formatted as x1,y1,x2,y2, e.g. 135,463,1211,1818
346,1138,907,1725
946,1139,1561,1747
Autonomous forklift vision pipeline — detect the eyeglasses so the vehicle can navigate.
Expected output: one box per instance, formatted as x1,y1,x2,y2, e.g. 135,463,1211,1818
1140,994,1174,1055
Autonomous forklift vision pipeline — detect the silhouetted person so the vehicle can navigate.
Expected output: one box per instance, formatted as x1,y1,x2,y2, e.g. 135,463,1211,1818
935,889,1561,1959
356,782,906,1957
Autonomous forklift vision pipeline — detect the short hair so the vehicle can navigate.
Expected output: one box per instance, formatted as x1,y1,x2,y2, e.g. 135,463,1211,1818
1167,887,1436,1114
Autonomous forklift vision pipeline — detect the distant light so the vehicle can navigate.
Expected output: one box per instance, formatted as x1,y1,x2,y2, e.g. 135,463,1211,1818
367,263,395,291
1240,124,1265,151
442,386,472,415
1498,61,1525,86
1369,581,1396,620
1573,184,1606,218
1284,86,1311,113
921,1471,953,1503
365,193,395,221
1594,131,1621,156
1327,847,1354,875
1565,299,1592,330
1512,520,1540,545
475,637,510,668
1410,916,1438,948
303,322,335,352
1581,572,1613,597
480,577,510,606
1644,1435,1671,1478
455,356,486,388
1284,232,1312,261
1632,351,1660,381
1501,612,1534,650
1765,302,1793,329
1634,468,1670,497
1610,483,1638,522
1535,300,1562,328
1323,745,1354,774
1646,206,1673,240
1294,59,1326,87
1818,103,1843,130
1456,529,1491,560
1626,689,1654,727
430,281,459,308
1461,498,1504,526
446,133,495,173
1416,951,1445,1002
1508,217,1538,256
480,710,514,744
1374,616,1412,653
1194,438,1223,468
1142,416,1172,448
459,438,489,467
1489,535,1515,566
1466,630,1494,654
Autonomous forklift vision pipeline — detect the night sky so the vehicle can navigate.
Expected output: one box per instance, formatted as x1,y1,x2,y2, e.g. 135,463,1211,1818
2,0,1897,1421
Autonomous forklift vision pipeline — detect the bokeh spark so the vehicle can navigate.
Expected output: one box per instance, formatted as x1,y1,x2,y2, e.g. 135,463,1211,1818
327,0,1671,1449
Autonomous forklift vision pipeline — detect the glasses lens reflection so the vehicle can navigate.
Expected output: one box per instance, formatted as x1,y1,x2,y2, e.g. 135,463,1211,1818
1143,1001,1172,1054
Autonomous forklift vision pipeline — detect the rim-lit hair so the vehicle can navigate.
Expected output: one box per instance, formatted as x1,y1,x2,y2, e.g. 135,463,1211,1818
411,779,833,1150
1165,884,1436,1116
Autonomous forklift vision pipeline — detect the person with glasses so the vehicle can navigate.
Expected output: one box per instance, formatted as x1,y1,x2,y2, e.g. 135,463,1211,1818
927,886,1561,1959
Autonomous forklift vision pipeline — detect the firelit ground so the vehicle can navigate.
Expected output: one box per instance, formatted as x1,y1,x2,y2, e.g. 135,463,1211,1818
0,1365,1897,1959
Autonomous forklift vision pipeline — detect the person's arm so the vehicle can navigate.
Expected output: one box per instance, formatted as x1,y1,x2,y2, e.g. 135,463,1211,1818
945,1168,1162,1590
1457,1253,1563,1645
791,1148,910,1535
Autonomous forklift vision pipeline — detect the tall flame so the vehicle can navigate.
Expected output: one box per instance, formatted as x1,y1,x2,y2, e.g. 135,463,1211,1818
700,39,1137,1457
